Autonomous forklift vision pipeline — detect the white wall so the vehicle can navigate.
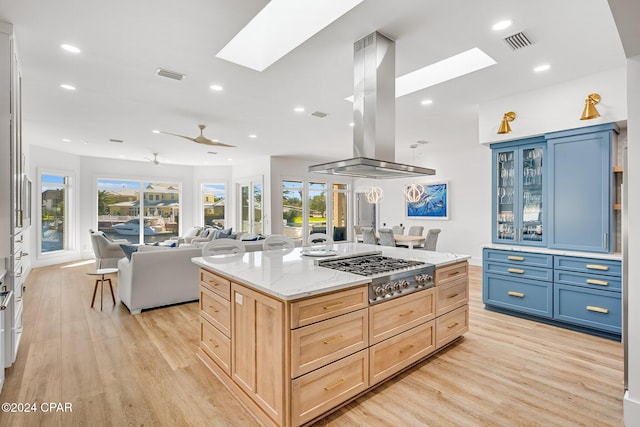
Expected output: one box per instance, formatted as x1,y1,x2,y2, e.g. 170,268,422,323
479,67,627,144
357,138,491,265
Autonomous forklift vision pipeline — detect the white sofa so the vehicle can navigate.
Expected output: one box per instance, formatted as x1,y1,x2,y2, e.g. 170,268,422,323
117,245,202,314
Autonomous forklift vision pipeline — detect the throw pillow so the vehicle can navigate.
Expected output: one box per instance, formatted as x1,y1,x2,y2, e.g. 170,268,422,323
200,227,213,238
215,227,233,239
119,244,139,261
185,226,202,237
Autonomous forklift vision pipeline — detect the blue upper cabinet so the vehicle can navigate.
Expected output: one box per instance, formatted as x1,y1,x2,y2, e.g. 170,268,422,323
491,136,546,247
546,124,618,253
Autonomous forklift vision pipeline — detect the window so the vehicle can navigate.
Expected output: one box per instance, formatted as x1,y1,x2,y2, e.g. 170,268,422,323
238,179,263,234
282,180,349,242
202,183,226,228
97,179,181,244
40,173,70,253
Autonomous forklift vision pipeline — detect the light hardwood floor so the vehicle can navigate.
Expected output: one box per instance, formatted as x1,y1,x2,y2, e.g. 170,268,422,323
0,261,624,427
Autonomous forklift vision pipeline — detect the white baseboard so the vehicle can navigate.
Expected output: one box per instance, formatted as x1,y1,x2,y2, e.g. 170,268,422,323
625,390,640,426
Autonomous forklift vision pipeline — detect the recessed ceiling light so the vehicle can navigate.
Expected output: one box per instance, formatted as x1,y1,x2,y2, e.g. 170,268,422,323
349,122,354,127
152,130,160,134
248,134,257,138
60,84,76,91
294,107,305,113
118,155,126,158
62,138,71,142
492,20,513,31
216,0,365,71
420,99,433,105
210,84,224,91
60,44,81,54
227,158,233,161
345,47,495,101
534,64,551,72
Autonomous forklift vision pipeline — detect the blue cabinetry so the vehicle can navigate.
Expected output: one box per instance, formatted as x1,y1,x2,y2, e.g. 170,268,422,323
491,137,546,247
482,248,621,339
546,124,617,253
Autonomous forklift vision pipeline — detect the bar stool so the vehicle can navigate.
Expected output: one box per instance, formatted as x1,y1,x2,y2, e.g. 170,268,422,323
86,268,118,310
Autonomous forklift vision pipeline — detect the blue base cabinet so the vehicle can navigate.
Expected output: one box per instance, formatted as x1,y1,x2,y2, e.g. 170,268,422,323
483,248,621,339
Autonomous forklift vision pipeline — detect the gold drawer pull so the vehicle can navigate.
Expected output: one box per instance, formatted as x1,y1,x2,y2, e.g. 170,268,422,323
323,302,344,310
586,279,609,286
208,306,220,313
586,264,609,271
323,334,344,345
507,255,524,261
508,268,525,274
208,280,220,286
208,339,219,348
448,271,461,277
447,322,459,329
324,378,345,391
399,344,414,353
399,310,415,317
508,291,525,298
447,293,460,299
586,306,609,314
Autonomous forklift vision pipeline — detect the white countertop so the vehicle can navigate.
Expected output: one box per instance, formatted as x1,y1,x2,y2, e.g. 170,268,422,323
192,242,470,301
482,244,622,261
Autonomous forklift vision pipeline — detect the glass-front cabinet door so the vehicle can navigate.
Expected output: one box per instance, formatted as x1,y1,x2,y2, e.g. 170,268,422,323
492,137,546,247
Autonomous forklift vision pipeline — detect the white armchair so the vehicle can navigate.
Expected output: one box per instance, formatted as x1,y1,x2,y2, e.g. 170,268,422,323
89,231,126,268
165,226,203,245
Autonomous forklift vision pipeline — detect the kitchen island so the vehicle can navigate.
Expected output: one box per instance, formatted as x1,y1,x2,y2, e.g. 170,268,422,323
192,243,470,426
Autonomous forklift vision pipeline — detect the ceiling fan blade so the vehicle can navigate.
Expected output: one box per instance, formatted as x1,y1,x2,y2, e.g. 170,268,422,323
194,136,236,147
157,130,198,143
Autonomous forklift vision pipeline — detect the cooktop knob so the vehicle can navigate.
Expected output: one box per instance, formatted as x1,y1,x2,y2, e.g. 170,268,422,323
401,280,409,288
383,283,393,293
375,286,384,296
393,282,401,291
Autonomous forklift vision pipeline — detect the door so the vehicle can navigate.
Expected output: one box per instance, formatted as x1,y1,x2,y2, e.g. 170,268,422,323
238,179,263,234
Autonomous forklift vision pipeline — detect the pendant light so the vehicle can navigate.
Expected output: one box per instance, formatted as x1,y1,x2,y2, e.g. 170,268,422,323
404,144,425,203
365,186,383,204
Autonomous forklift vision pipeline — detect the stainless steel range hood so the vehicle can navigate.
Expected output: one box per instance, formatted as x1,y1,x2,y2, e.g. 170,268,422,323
309,32,435,179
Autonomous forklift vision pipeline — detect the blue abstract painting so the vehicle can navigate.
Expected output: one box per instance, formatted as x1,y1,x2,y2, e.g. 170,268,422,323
406,182,448,219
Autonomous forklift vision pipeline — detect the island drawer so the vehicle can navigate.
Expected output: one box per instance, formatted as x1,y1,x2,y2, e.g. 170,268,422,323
291,349,368,426
369,320,435,386
291,308,368,378
369,288,435,345
484,260,553,282
554,284,621,334
200,269,231,300
435,305,469,349
436,276,468,316
200,318,231,376
434,261,468,286
200,285,230,337
554,256,622,277
290,286,368,328
483,249,553,268
554,270,621,292
483,273,553,318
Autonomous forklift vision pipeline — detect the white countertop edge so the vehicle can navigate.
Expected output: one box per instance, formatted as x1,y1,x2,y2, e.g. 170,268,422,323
482,244,622,261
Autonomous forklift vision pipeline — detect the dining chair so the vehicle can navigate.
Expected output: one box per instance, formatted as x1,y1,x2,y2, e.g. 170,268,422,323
424,228,441,251
202,239,246,256
378,228,396,247
361,228,377,245
392,225,405,235
263,235,295,251
407,225,424,236
307,232,333,246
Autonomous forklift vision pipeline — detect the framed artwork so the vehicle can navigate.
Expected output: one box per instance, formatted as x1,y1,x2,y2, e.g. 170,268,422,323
406,181,449,220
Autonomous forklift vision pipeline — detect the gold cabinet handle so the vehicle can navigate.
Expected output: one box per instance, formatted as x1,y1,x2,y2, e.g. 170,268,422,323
447,293,460,299
399,344,415,353
208,306,220,313
586,279,609,286
586,306,609,314
208,339,219,348
586,264,609,271
508,268,525,274
508,291,525,298
448,271,461,277
324,378,345,391
208,280,220,286
322,302,344,310
399,310,415,317
323,334,344,345
447,322,459,329
507,255,524,261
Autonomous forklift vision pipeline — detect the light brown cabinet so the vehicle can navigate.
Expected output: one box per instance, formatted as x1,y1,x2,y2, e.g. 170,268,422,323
197,260,469,427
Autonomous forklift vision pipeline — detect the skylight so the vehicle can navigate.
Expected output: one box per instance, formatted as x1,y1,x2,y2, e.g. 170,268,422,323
216,0,364,72
345,48,496,101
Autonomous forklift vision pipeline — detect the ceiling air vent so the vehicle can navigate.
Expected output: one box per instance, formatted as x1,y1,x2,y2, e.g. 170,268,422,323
155,68,186,81
311,111,328,118
504,32,532,50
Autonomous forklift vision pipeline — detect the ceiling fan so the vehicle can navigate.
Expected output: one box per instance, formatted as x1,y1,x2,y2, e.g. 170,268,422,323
145,153,160,166
158,124,235,147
